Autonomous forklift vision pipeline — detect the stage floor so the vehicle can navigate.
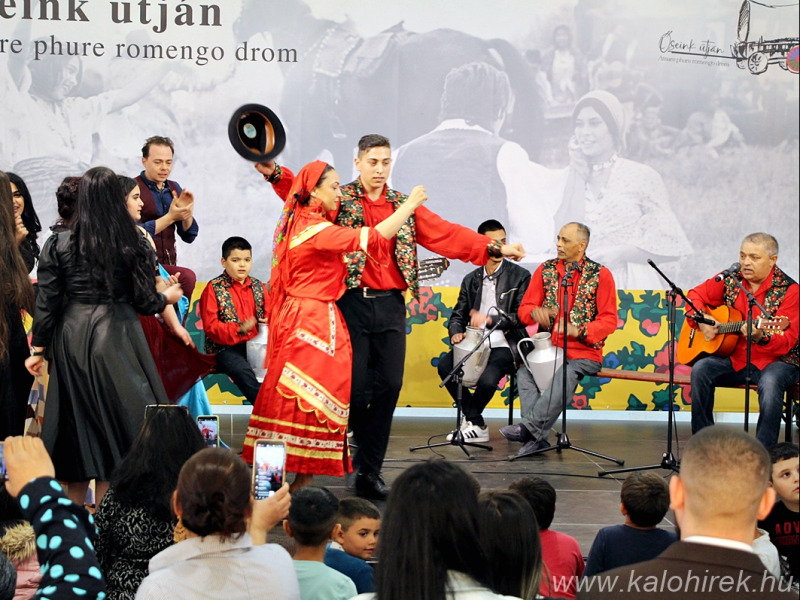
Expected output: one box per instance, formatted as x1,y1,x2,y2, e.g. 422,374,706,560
243,416,798,556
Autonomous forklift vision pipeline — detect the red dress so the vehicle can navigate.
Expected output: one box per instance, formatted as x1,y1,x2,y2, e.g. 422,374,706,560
242,207,390,475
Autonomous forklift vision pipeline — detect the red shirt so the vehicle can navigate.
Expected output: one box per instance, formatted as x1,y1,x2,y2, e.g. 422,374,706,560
199,276,268,347
687,269,799,371
270,168,493,291
539,528,585,599
518,260,618,363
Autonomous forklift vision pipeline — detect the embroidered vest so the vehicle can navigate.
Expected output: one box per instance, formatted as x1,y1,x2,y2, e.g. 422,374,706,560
135,176,180,265
204,273,266,354
336,179,420,298
540,258,604,350
723,266,798,367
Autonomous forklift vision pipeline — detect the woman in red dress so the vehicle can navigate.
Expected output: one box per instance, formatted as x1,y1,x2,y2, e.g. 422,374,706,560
242,161,426,489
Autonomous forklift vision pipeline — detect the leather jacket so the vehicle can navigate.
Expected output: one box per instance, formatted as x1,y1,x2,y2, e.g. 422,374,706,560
448,261,532,363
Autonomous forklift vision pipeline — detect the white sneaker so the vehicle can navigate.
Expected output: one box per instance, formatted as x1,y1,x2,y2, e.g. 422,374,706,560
461,421,490,443
447,420,489,443
446,417,467,442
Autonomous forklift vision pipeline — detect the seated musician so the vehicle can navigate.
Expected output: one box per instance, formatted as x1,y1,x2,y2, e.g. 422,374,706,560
437,220,531,443
688,232,799,449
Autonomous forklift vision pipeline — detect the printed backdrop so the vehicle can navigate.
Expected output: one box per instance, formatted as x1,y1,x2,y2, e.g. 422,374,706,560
5,0,798,409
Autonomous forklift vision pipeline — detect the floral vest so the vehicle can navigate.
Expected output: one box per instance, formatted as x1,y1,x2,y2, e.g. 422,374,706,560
204,272,266,354
336,179,420,298
723,266,798,367
540,258,604,350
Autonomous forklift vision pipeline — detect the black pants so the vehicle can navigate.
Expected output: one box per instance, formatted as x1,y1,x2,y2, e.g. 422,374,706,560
437,347,514,427
337,289,406,476
215,343,261,405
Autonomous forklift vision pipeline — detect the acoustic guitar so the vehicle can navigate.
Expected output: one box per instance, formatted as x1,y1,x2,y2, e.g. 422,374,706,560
676,305,790,366
418,257,450,282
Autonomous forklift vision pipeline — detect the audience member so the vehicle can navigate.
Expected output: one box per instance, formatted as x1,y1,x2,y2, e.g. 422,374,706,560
0,553,14,600
477,490,546,600
7,173,41,274
510,476,583,599
583,472,677,576
50,176,80,233
752,524,782,580
4,435,106,599
135,135,198,302
352,460,516,600
95,405,205,600
0,485,38,599
284,487,357,600
199,236,268,405
325,497,380,594
136,447,300,600
758,442,799,585
0,171,35,439
577,427,795,599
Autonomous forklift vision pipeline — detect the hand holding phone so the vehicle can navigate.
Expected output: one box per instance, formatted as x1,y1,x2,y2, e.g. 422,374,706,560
251,440,287,500
249,482,291,545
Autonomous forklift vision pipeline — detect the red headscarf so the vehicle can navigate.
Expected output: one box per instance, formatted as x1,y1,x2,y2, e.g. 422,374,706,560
268,160,329,324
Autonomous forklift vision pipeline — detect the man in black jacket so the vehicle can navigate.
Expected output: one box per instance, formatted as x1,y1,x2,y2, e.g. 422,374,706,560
437,220,532,442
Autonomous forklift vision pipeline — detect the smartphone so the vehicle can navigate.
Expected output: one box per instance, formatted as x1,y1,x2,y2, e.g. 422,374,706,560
251,440,287,500
144,404,189,418
0,442,5,481
197,415,219,448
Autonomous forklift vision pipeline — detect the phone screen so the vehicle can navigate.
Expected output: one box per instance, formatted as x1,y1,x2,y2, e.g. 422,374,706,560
197,416,219,448
0,442,5,481
252,441,287,500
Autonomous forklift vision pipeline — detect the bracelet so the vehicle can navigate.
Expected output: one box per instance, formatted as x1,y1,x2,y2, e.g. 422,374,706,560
30,348,45,357
263,164,283,183
487,239,503,258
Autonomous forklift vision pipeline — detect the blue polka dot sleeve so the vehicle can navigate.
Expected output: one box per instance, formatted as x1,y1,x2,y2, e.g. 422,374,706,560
18,477,107,600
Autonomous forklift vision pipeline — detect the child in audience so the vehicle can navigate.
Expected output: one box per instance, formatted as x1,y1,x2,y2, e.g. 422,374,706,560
758,442,799,584
583,472,677,577
324,497,380,593
284,487,358,600
510,476,583,599
198,237,268,404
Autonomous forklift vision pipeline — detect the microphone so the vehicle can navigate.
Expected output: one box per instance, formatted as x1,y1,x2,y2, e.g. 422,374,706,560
489,306,512,328
687,312,716,327
714,262,741,282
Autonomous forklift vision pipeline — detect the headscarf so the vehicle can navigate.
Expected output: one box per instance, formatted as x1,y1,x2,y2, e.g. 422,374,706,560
268,160,329,323
555,90,625,230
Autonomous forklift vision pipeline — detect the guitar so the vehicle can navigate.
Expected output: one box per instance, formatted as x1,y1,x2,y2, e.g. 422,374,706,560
676,305,790,366
418,257,450,283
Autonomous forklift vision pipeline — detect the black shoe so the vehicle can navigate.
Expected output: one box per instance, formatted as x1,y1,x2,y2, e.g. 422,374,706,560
355,471,389,501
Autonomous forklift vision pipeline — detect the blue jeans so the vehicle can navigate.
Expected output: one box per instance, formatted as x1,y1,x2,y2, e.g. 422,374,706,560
690,355,799,448
516,359,601,442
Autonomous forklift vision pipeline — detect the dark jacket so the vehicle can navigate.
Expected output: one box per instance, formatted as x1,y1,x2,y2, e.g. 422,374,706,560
449,260,531,362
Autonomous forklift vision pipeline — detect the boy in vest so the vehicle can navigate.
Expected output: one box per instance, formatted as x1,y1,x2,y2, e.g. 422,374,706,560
199,236,267,404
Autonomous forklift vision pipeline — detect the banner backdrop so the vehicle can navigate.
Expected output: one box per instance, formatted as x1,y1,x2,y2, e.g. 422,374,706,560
5,0,798,409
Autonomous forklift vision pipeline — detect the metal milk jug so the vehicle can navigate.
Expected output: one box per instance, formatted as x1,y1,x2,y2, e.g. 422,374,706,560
452,326,491,387
246,322,269,383
518,332,563,391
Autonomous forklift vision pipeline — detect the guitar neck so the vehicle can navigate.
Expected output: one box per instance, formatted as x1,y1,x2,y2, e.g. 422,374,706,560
717,320,757,335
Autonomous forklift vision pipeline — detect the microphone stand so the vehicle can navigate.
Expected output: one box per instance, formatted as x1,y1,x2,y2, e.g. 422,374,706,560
600,259,686,476
732,278,772,433
512,263,623,464
410,320,501,457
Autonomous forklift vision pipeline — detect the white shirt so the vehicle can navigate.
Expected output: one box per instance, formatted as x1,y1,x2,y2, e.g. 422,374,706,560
478,262,510,350
136,533,301,600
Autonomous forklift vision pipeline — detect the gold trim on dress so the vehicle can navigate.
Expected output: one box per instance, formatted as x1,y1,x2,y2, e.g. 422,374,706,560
289,222,332,249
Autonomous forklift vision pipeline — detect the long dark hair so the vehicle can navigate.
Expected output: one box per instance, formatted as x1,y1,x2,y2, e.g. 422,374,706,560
7,173,41,267
71,166,152,296
175,448,251,541
374,460,492,600
0,171,35,359
478,491,543,599
110,407,205,521
51,176,80,233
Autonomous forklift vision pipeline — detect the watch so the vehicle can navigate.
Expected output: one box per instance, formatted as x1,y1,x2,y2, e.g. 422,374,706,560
30,347,44,357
